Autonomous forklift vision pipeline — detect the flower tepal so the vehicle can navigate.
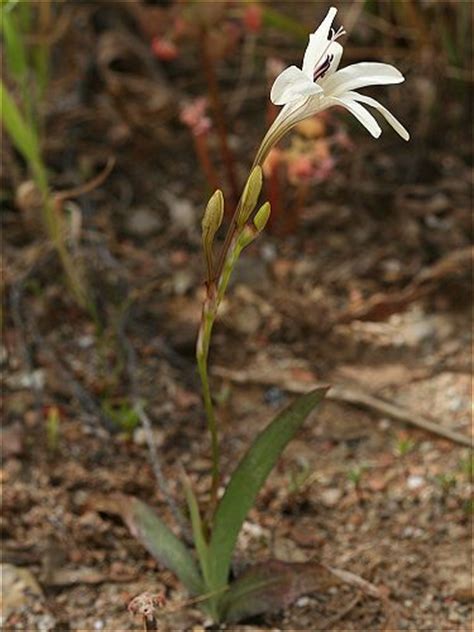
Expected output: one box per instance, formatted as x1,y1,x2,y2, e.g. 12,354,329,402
255,7,409,167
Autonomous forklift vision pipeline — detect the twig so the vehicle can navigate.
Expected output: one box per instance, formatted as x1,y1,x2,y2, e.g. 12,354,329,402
10,272,45,417
320,592,362,630
53,156,115,205
29,321,118,434
116,307,190,538
212,366,472,447
322,564,399,630
199,25,239,207
229,33,257,118
143,615,157,632
324,565,383,600
9,247,118,432
329,384,472,448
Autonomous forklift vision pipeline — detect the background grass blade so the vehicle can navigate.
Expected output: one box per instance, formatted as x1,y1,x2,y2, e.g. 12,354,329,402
0,79,42,179
1,7,28,83
208,387,328,603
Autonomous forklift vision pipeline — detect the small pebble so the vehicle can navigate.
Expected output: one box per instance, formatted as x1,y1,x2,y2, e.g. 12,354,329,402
448,610,462,623
402,525,424,539
296,596,310,607
407,474,425,490
320,488,342,507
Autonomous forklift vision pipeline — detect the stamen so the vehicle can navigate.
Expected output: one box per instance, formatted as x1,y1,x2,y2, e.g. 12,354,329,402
313,54,334,81
313,22,345,83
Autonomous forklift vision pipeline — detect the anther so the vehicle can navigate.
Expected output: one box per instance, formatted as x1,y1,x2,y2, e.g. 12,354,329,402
313,54,334,81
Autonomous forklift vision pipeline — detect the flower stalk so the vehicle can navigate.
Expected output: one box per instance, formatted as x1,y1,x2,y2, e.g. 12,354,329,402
196,296,220,512
197,169,266,519
198,5,409,527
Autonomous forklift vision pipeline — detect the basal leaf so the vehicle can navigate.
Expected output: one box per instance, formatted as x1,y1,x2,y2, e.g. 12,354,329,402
208,387,328,600
121,496,204,596
182,473,211,586
221,560,337,623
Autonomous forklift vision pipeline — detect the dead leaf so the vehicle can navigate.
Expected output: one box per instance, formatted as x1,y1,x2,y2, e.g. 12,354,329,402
220,560,338,623
0,564,44,621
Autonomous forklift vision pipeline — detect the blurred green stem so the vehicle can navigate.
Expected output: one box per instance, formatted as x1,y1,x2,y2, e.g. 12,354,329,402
196,294,219,514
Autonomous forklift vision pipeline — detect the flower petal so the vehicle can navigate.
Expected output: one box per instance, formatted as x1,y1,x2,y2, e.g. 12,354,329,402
254,95,321,166
347,91,410,141
321,62,405,97
302,7,338,78
323,95,382,138
270,65,322,105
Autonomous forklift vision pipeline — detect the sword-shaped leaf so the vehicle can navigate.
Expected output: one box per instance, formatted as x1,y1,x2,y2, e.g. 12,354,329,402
122,496,204,596
208,387,328,606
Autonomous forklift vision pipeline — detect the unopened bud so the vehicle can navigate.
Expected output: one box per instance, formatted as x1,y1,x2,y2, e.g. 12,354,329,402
201,189,224,279
202,189,224,241
253,202,271,232
237,166,263,227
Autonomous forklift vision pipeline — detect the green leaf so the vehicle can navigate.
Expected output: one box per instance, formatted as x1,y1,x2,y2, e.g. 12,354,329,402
208,387,328,598
262,7,308,41
1,8,28,82
220,560,336,623
0,79,45,183
121,497,204,596
182,473,211,587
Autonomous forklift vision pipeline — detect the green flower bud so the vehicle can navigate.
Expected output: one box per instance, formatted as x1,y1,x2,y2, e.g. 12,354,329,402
201,189,224,279
253,201,271,233
202,189,224,238
237,166,263,227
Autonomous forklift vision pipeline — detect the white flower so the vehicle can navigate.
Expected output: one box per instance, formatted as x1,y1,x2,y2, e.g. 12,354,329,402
254,7,409,166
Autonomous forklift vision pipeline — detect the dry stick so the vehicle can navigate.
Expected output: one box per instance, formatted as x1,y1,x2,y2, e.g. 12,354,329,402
193,132,220,194
141,612,157,632
11,248,119,434
329,384,472,448
199,26,239,208
116,308,190,538
211,366,472,448
321,592,363,631
27,308,118,433
53,157,115,205
228,32,257,118
10,274,45,417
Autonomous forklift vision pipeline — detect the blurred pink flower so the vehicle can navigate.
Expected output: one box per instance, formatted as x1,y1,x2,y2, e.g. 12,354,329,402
180,98,212,137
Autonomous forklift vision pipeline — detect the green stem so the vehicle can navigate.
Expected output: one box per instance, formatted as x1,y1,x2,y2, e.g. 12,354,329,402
196,233,251,521
196,299,219,513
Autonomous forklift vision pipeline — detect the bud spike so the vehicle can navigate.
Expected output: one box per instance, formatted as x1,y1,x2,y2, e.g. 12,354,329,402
237,166,263,227
201,189,224,282
253,201,271,232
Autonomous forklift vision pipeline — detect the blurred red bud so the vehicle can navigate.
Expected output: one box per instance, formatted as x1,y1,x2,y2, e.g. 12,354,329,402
151,37,179,61
243,4,263,33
